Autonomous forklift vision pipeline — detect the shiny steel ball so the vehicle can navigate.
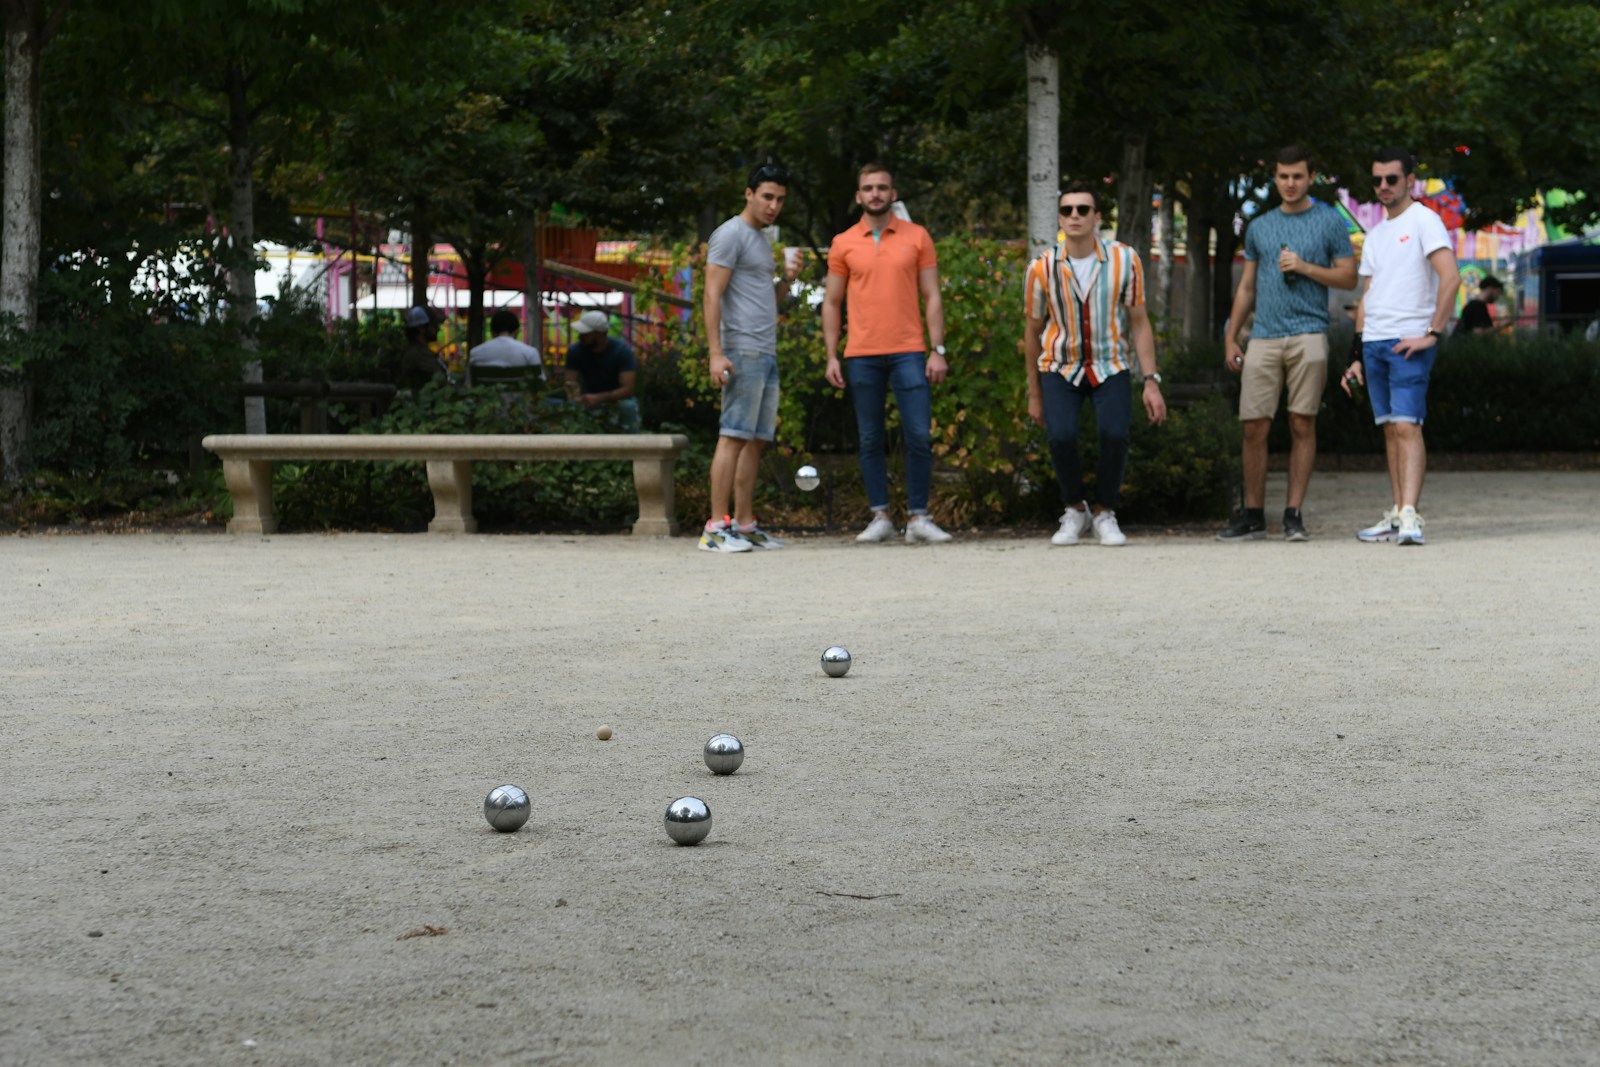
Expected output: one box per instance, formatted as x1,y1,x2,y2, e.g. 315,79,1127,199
703,733,745,775
484,784,530,832
664,796,712,845
821,645,852,677
795,464,821,492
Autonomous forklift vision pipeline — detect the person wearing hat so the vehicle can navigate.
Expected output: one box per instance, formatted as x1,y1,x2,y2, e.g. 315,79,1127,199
563,309,639,432
398,305,446,389
1455,275,1504,336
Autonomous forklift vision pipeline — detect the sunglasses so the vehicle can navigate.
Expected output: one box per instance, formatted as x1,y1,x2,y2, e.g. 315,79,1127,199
1370,174,1404,188
1058,203,1095,217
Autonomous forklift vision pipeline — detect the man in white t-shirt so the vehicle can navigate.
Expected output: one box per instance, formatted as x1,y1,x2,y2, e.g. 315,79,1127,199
469,310,543,374
1341,147,1460,546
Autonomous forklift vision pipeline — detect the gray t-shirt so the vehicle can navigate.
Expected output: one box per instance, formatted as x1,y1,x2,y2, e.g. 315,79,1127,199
1242,200,1354,338
706,215,777,354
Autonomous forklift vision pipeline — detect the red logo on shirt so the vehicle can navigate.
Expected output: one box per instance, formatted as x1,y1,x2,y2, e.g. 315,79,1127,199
1398,235,1411,243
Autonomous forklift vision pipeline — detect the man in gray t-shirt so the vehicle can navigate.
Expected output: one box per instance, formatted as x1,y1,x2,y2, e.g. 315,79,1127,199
697,163,801,553
1218,145,1357,542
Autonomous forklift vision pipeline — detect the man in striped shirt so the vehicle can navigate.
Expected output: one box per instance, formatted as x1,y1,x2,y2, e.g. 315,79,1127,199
1024,182,1167,546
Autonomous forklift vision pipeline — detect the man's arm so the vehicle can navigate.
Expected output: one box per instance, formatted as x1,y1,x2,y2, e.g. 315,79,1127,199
1024,312,1046,427
823,272,848,388
1287,253,1358,291
1129,303,1166,425
703,262,734,384
919,265,947,383
1224,260,1258,372
775,249,800,305
1395,247,1461,357
1342,282,1367,396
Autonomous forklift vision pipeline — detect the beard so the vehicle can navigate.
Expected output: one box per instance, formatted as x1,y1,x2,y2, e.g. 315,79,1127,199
861,199,893,218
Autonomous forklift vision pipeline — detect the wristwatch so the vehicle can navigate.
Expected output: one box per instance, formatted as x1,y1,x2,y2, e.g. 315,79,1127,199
1145,372,1163,385
1426,328,1442,340
933,344,947,357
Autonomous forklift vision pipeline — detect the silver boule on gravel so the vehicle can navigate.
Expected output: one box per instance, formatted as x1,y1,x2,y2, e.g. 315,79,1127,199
703,733,745,775
795,464,821,492
664,796,712,845
483,784,531,832
821,645,852,677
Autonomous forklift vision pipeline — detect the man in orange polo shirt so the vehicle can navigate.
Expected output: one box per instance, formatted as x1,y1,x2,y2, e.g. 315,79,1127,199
822,163,953,544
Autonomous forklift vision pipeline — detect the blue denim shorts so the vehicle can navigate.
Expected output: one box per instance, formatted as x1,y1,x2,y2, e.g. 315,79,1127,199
1363,339,1437,425
720,350,780,441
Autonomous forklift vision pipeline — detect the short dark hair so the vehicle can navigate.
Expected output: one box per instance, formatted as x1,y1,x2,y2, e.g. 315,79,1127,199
857,161,893,184
490,309,520,336
746,162,791,192
1478,275,1504,291
1058,180,1100,213
1274,145,1313,173
1374,145,1418,175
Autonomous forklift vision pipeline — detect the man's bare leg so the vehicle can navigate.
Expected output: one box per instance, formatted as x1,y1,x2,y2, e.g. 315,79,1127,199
709,435,747,522
1383,423,1404,508
732,438,765,526
1393,422,1426,507
1286,413,1316,510
1241,418,1271,509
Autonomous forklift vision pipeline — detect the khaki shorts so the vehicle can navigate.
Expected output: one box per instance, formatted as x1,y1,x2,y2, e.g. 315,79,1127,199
1238,333,1328,421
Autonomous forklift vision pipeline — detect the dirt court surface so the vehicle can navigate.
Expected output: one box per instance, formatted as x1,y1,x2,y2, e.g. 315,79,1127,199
5,470,1600,1066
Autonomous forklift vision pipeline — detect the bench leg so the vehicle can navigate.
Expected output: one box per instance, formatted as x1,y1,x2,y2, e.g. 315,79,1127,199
223,459,278,535
426,459,478,534
631,456,679,537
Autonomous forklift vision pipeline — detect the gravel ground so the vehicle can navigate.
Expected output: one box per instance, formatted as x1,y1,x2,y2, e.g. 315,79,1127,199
4,470,1600,1067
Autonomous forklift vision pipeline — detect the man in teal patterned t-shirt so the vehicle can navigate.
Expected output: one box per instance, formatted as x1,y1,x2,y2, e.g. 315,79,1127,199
1218,145,1358,542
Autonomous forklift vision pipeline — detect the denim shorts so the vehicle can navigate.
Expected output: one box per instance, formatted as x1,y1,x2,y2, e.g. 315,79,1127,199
1363,339,1437,425
719,350,780,441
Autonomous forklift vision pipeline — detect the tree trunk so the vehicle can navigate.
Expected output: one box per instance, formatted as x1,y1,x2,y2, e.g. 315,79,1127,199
410,196,430,310
1211,183,1240,342
464,242,486,354
1023,40,1059,259
1114,133,1152,265
225,60,265,434
1183,176,1214,343
1154,180,1176,330
1,2,44,484
522,213,543,356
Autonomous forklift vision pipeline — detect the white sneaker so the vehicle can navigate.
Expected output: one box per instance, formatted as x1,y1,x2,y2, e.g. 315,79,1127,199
905,515,953,544
1091,509,1127,546
1357,506,1400,543
1051,504,1091,546
855,514,896,543
1397,506,1425,545
698,523,753,553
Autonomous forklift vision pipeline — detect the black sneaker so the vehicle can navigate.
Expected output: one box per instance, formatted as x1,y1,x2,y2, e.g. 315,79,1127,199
1283,511,1310,542
1216,513,1266,541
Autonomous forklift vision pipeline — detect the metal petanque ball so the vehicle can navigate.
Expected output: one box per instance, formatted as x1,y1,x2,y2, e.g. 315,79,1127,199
821,645,852,678
795,464,821,492
664,796,712,845
703,733,745,775
484,784,530,833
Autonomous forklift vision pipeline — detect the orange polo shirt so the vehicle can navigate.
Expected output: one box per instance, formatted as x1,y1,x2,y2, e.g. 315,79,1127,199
827,217,937,357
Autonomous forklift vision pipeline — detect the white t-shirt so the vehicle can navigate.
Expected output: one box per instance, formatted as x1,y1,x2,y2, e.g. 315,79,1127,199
1068,254,1097,292
470,335,542,368
1359,202,1452,340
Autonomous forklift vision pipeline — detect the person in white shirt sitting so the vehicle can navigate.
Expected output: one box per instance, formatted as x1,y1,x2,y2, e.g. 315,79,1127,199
469,310,543,377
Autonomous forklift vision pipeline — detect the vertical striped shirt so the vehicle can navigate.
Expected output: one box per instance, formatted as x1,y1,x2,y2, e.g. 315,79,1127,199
1024,238,1146,386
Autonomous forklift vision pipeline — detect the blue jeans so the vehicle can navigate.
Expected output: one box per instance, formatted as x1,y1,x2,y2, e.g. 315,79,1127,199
844,352,933,514
1040,370,1132,510
1362,339,1435,425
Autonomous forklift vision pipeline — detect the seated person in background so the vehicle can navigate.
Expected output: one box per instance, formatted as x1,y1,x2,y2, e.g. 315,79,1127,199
1455,275,1504,336
398,305,446,389
564,310,640,431
470,309,543,376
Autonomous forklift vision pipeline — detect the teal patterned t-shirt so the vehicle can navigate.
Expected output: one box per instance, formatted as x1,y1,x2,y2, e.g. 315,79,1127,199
1242,201,1354,338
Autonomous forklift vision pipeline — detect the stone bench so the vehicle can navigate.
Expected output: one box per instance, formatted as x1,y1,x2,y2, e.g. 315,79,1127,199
201,433,689,536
